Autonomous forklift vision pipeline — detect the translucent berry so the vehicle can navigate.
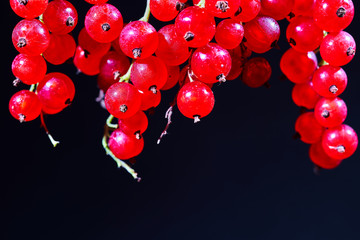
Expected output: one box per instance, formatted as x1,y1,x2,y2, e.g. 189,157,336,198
312,66,348,98
215,19,244,49
12,53,47,85
194,0,241,18
150,0,184,22
292,81,321,109
260,0,295,20
85,0,108,4
292,0,315,17
119,21,158,59
10,0,48,19
9,90,42,122
43,33,76,65
139,90,162,111
78,28,111,57
295,112,324,144
12,19,50,56
162,65,180,90
314,97,347,128
108,129,144,160
118,111,148,138
232,0,261,22
241,57,271,88
73,46,102,76
309,142,342,169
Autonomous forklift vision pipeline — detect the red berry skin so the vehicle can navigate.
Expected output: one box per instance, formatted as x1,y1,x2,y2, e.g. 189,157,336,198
215,19,244,50
226,45,245,80
292,81,321,109
78,28,111,57
312,65,348,98
260,0,295,20
119,21,159,59
10,0,48,19
309,142,342,169
191,43,232,84
313,0,354,33
43,33,76,65
12,54,47,85
73,46,102,76
314,97,347,128
9,90,42,122
37,72,75,110
131,56,168,93
41,105,64,115
242,57,272,88
155,24,190,66
177,81,215,120
85,0,108,4
85,4,123,43
286,16,323,52
200,0,241,18
280,48,317,84
118,111,148,136
243,16,280,53
292,0,315,17
162,65,180,90
43,0,78,35
322,124,358,160
12,19,50,56
232,0,261,22
175,6,216,48
295,112,325,144
139,90,161,111
320,31,356,67
108,130,144,160
150,0,182,22
105,82,142,119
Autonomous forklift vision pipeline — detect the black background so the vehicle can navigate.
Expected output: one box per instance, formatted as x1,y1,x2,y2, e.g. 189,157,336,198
2,0,360,239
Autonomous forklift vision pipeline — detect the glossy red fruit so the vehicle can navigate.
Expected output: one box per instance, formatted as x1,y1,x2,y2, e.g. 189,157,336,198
232,0,261,22
162,65,180,90
43,0,78,35
215,19,244,49
292,81,321,109
286,16,323,52
150,0,184,22
322,124,358,160
73,46,102,76
9,90,42,122
175,6,216,48
12,54,47,85
37,72,75,110
314,97,347,128
320,31,356,66
260,0,295,20
85,3,123,43
295,112,324,144
85,0,108,4
312,66,348,98
131,56,168,93
177,81,215,122
104,82,142,119
226,45,245,80
313,0,354,33
119,21,158,59
191,43,232,84
243,16,280,53
43,33,76,65
12,19,50,56
10,0,48,19
309,142,342,169
97,51,131,92
241,57,271,88
108,130,144,160
78,28,111,57
118,111,148,137
138,90,162,111
155,24,190,66
280,48,317,84
194,0,241,18
292,0,315,17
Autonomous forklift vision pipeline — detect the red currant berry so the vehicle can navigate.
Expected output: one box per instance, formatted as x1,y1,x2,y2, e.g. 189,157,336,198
12,19,50,56
78,28,111,57
194,0,241,18
312,65,348,98
322,124,358,160
260,0,295,20
286,16,323,52
313,0,354,33
150,0,184,22
241,57,271,88
42,0,78,35
139,89,162,111
85,3,123,43
9,90,42,122
85,0,108,4
314,97,347,128
119,21,158,59
10,0,48,19
292,0,315,17
309,142,342,169
320,31,356,66
295,112,324,144
175,6,216,48
215,18,244,49
162,65,180,91
232,0,261,22
43,33,76,65
177,81,215,122
105,82,142,119
108,129,144,160
12,53,47,85
280,48,317,84
118,111,148,138
191,43,232,84
292,81,321,109
226,45,245,80
73,46,102,76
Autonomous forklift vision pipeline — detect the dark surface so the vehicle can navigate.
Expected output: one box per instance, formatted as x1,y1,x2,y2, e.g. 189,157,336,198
2,0,360,239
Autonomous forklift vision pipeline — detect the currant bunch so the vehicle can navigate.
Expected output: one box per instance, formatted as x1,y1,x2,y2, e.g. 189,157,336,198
8,0,358,180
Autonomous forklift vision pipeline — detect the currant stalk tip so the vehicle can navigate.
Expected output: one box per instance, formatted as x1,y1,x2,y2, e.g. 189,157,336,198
138,0,151,22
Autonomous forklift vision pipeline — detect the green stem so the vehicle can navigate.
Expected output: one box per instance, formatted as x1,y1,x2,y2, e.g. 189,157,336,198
106,114,118,129
29,84,36,92
102,134,141,182
196,0,206,8
139,0,151,22
119,63,133,83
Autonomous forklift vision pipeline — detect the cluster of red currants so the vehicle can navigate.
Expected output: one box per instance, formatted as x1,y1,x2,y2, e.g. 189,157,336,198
8,0,358,180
